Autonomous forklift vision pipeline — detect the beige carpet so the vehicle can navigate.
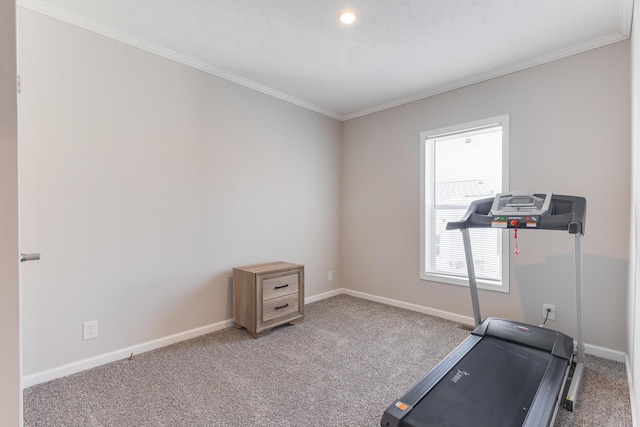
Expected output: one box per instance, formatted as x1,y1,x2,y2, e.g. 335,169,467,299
23,295,632,426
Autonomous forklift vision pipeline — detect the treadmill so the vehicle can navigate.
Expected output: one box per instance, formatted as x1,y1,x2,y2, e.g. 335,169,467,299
381,192,586,427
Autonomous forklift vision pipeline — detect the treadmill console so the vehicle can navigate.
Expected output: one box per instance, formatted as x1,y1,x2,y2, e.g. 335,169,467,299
489,192,552,229
446,192,585,235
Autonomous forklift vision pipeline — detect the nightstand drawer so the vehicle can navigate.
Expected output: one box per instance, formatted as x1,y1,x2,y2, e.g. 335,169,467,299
263,293,299,322
263,274,299,300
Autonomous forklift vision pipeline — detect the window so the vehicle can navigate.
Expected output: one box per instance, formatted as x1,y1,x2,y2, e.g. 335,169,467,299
420,116,509,292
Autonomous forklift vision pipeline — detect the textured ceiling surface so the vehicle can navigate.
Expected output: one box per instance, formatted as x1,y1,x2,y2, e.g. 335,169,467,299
19,0,633,120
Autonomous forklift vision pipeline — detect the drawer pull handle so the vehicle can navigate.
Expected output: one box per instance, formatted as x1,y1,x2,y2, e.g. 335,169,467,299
275,303,289,310
275,284,289,289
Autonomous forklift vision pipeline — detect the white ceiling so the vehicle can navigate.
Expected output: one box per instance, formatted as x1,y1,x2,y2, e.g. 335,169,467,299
19,0,634,120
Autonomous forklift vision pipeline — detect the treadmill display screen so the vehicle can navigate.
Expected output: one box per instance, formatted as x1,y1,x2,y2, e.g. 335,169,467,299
488,192,553,229
508,197,534,206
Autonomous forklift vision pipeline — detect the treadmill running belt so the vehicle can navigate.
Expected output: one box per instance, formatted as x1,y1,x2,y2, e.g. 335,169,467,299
400,336,554,427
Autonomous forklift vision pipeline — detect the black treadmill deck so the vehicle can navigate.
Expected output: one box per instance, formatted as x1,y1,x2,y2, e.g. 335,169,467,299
401,336,553,427
381,318,574,427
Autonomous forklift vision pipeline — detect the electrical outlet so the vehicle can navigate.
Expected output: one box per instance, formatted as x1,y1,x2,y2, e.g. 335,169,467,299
328,271,334,281
83,320,98,340
542,304,556,321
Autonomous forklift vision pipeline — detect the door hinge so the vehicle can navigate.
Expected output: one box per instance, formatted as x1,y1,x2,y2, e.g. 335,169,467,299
17,75,21,94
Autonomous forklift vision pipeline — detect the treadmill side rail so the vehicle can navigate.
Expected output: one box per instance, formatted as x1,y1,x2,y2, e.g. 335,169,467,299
380,335,482,427
522,356,571,426
381,401,413,427
564,360,584,411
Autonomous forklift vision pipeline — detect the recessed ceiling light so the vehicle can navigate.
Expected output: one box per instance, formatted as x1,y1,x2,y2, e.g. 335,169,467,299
338,11,356,25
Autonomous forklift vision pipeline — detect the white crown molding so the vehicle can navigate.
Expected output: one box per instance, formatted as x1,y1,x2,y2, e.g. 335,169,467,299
18,0,634,123
17,0,344,121
343,31,631,121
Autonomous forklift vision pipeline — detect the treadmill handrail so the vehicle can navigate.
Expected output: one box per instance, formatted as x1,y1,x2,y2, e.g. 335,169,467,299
446,194,586,235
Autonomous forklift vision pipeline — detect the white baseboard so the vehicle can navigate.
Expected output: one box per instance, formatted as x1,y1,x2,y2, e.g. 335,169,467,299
22,318,234,388
626,354,638,427
22,292,340,388
304,288,343,304
339,288,476,326
586,343,627,363
23,287,628,387
336,288,629,363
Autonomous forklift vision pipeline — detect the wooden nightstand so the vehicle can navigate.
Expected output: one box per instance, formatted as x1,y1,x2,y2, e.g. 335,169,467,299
232,261,304,338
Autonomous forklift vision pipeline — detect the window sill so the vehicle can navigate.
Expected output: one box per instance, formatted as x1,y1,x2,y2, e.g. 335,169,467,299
420,272,509,294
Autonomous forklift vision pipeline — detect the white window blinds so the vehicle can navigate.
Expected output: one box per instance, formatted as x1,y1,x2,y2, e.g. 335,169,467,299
421,118,508,290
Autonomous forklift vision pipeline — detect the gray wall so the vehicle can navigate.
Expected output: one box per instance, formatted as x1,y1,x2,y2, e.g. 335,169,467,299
1,0,21,424
18,7,632,383
18,9,342,376
342,41,631,352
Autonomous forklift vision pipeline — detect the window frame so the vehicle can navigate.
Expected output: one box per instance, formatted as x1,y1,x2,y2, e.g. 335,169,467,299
419,115,510,293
